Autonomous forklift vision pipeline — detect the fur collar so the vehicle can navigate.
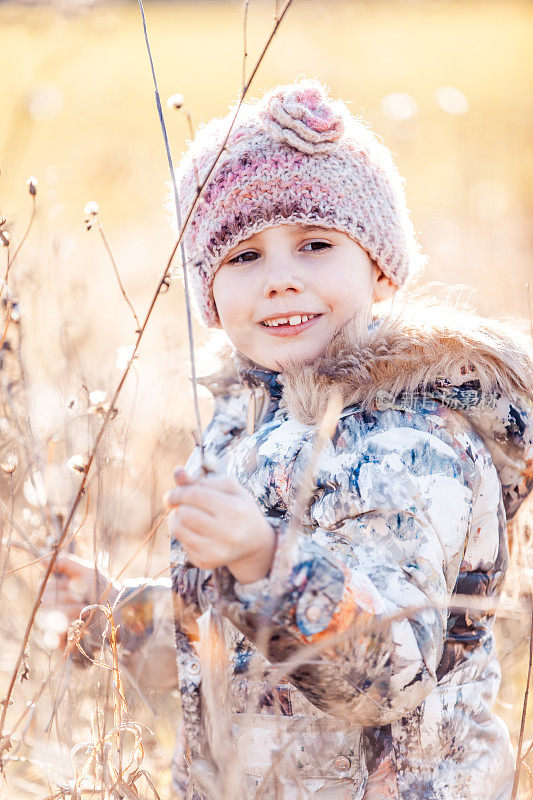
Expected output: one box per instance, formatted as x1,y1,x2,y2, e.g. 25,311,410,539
281,297,533,425
201,294,533,427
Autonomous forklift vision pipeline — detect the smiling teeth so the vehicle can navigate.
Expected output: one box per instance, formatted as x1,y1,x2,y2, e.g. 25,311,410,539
263,314,315,327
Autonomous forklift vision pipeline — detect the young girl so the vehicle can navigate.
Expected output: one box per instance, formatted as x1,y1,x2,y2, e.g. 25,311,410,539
46,79,533,799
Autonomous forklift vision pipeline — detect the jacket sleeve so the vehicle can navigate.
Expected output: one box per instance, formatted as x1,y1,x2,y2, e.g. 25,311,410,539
226,413,483,726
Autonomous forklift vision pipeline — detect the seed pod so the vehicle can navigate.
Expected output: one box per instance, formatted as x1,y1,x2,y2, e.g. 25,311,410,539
9,301,21,323
26,176,38,196
166,92,184,110
1,454,18,475
67,454,88,474
84,201,99,216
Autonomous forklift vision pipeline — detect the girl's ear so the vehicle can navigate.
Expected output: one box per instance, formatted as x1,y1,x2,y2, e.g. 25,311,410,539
372,264,396,302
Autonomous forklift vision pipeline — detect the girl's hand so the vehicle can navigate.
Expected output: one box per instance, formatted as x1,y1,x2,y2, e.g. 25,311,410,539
163,468,277,585
40,554,120,650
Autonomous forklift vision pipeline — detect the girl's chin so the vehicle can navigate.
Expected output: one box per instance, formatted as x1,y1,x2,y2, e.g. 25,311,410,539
253,344,327,372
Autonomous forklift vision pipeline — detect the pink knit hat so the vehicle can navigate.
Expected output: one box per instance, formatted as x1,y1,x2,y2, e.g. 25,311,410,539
176,79,426,327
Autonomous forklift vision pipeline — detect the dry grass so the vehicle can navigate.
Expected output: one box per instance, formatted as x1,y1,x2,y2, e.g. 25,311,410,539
0,0,532,797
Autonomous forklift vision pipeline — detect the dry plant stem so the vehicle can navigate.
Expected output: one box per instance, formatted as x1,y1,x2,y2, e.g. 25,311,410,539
3,246,9,282
117,660,157,716
262,591,514,702
0,497,34,552
9,666,63,738
520,738,533,764
14,561,171,742
72,608,146,794
3,194,36,285
527,281,533,339
185,110,195,141
0,252,167,735
59,508,166,685
138,0,294,774
115,365,140,542
283,388,342,551
3,755,68,785
0,308,11,351
253,748,285,800
242,0,251,89
112,509,166,582
4,377,62,541
96,220,140,331
244,427,318,647
131,770,162,800
43,658,72,735
0,0,294,751
511,595,533,800
184,113,201,193
138,0,293,451
4,487,90,576
0,475,15,586
0,281,19,351
6,546,65,577
137,0,204,452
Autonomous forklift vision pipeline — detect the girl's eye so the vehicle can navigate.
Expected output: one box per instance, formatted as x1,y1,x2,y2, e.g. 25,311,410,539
228,250,259,265
301,241,332,253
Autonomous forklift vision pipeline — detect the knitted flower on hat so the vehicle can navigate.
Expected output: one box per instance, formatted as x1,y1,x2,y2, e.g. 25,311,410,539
260,83,345,154
175,79,426,327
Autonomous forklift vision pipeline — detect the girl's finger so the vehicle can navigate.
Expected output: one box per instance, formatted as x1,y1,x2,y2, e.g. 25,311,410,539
164,483,232,514
169,525,224,571
163,479,242,518
166,471,242,504
197,475,242,494
169,506,221,540
173,467,194,487
164,469,196,507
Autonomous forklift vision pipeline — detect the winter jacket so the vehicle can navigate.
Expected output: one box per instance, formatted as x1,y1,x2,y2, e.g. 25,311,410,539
120,300,533,800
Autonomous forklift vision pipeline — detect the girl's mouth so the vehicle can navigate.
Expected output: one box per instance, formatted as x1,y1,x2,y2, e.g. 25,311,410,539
259,313,322,337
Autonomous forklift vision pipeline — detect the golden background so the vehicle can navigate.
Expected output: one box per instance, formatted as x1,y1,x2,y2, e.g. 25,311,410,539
0,1,532,796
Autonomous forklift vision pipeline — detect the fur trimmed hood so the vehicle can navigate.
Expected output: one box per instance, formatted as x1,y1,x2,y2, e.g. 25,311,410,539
202,297,533,416
200,295,533,518
279,297,533,426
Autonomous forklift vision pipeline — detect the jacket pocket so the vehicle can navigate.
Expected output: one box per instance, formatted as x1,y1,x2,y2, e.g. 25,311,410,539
232,712,367,798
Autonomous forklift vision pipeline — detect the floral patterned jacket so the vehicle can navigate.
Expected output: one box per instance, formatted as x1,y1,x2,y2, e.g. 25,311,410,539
120,301,533,800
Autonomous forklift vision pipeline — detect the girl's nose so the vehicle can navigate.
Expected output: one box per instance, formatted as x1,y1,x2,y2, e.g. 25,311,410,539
262,268,305,299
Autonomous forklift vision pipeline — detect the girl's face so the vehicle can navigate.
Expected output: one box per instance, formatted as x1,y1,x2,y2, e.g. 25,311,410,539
212,223,395,371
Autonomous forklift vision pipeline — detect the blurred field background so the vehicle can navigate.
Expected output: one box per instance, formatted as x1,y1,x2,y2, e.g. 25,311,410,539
1,0,533,796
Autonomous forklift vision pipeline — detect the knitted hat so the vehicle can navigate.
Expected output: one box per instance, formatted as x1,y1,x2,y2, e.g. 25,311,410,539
176,78,426,327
